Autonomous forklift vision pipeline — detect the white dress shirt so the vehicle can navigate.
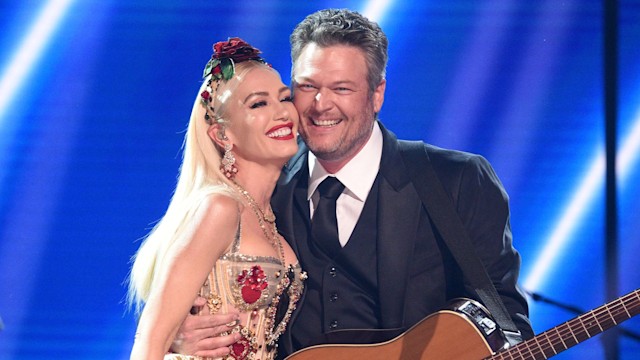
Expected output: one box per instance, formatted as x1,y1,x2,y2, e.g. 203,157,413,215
307,122,383,247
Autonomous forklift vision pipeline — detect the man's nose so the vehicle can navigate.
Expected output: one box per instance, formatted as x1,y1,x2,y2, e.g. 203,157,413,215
313,89,333,112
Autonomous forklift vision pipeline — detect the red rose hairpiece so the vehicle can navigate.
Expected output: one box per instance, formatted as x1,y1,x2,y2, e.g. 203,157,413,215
200,37,267,124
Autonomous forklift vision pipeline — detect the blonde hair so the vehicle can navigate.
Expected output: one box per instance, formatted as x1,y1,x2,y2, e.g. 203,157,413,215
126,60,279,314
126,60,277,314
126,90,223,314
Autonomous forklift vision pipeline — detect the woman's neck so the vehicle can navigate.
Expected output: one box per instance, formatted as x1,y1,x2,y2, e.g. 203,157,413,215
231,163,280,209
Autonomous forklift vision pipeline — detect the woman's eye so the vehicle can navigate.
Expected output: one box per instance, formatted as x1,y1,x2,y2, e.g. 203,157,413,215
281,96,293,102
250,100,267,109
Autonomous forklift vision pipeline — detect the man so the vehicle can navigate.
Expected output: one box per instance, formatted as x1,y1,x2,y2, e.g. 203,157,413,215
173,8,533,358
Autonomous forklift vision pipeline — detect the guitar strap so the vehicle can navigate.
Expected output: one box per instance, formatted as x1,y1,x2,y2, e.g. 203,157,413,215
399,140,523,345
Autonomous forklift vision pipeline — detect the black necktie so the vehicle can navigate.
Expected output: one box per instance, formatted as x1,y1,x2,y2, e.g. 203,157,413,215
312,177,345,257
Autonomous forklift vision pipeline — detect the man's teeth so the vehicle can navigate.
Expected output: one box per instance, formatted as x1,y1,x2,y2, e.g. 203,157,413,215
267,127,292,138
313,119,340,126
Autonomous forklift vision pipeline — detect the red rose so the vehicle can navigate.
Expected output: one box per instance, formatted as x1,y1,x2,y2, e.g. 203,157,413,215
213,37,262,62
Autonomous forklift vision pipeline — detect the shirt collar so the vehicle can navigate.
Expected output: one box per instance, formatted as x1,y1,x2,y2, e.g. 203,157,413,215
307,122,383,201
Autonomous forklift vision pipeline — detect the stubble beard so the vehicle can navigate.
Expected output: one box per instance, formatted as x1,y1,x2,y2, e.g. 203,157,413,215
300,111,375,163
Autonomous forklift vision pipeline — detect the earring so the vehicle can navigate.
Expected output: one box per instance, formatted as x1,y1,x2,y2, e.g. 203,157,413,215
217,128,228,141
220,143,238,179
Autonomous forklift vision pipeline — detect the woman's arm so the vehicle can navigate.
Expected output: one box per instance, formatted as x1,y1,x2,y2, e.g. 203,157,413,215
130,194,239,359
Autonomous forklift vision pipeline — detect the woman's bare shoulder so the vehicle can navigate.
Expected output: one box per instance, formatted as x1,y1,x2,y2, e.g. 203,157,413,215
197,191,240,229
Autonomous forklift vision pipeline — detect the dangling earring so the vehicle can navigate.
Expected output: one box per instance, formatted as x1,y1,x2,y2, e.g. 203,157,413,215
220,143,238,179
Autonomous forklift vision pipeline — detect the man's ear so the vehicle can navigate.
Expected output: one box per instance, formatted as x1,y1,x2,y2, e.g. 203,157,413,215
372,79,386,114
207,123,228,148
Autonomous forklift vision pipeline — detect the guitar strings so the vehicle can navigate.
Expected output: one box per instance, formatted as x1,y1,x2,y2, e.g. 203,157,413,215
513,293,640,360
510,291,639,359
490,290,640,360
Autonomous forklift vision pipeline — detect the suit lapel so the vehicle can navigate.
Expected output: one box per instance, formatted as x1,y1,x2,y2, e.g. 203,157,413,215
291,170,311,256
272,143,311,255
276,126,423,331
375,123,422,329
272,146,310,355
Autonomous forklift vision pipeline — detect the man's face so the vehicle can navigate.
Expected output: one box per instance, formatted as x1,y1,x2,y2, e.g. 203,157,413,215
292,44,385,170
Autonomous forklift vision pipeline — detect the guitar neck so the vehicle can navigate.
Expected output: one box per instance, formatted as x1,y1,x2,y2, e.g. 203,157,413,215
491,290,640,360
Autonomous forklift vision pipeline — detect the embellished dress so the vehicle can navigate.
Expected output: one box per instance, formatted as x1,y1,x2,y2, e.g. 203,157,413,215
166,223,306,360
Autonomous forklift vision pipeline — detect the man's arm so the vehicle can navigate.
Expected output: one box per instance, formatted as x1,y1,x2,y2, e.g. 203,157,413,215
455,154,534,339
169,297,242,357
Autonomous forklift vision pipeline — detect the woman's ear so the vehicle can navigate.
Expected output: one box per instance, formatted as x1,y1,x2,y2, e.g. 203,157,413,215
208,123,228,148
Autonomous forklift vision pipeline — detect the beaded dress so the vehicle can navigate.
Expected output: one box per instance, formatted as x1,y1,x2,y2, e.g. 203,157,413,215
166,222,305,360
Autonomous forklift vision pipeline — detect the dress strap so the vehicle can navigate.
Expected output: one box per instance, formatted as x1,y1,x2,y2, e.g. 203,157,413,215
228,216,242,254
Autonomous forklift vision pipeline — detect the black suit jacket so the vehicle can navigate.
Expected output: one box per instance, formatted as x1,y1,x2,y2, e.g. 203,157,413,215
272,122,533,355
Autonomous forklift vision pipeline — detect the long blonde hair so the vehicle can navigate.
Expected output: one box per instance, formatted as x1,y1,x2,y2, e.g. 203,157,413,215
126,61,271,314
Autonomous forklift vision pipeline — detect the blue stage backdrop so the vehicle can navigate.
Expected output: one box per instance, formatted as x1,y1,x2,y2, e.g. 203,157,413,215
0,1,639,359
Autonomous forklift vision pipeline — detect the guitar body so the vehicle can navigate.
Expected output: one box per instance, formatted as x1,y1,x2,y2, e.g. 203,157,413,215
285,289,640,360
286,310,494,360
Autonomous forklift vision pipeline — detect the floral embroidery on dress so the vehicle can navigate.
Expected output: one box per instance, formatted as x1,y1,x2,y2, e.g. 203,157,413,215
206,292,223,314
265,265,306,351
222,325,258,360
237,265,268,304
166,221,305,360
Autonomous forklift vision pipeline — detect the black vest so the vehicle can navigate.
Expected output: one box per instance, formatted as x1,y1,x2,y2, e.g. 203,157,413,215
290,176,381,350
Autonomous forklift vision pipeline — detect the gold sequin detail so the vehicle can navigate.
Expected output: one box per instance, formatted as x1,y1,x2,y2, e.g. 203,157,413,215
207,292,222,314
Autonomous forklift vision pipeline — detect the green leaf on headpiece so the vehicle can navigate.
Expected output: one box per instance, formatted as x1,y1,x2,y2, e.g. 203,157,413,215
220,58,235,81
203,60,213,78
203,58,220,78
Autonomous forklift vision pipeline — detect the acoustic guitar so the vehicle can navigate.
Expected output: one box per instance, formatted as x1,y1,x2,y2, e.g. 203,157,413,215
286,289,639,360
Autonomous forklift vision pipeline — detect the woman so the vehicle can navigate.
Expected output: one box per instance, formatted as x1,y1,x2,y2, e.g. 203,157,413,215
127,38,305,360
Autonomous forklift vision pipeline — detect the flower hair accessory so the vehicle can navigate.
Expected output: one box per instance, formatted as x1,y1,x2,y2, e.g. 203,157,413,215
200,37,267,124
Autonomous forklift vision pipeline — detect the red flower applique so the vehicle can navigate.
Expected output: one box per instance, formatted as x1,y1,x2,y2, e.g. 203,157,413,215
201,37,267,82
213,37,262,62
230,336,250,359
237,265,267,304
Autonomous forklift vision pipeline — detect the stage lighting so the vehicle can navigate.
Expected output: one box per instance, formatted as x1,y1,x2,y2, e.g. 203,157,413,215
525,103,640,291
0,0,74,125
